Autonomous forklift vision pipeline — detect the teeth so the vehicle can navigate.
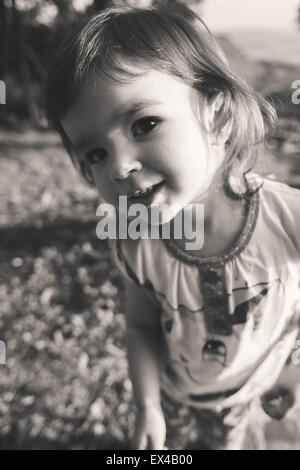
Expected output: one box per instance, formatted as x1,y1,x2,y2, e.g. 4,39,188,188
130,185,154,198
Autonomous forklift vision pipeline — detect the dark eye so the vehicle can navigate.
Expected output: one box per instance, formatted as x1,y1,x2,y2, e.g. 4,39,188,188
132,117,160,137
86,148,107,165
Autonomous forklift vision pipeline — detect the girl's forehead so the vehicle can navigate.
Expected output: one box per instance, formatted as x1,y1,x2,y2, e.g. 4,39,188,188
62,69,205,146
79,68,194,104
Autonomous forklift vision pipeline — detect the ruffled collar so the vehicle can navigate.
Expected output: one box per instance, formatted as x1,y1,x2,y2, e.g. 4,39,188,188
162,187,260,267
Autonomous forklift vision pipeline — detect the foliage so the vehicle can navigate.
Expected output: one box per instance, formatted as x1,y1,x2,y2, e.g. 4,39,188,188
0,131,135,448
0,0,205,126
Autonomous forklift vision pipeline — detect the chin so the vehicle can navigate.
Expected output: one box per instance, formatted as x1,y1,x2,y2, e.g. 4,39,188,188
151,203,184,226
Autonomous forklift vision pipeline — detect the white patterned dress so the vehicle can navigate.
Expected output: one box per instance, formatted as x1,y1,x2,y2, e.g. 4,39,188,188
109,175,300,424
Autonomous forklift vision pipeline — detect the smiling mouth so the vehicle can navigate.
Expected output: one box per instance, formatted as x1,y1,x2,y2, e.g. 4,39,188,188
127,181,165,201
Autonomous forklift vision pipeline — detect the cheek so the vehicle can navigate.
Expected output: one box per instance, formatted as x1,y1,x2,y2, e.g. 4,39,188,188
172,124,208,162
92,169,110,199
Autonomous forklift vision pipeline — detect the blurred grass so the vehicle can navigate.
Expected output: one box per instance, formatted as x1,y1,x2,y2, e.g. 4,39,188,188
0,123,300,449
0,130,134,449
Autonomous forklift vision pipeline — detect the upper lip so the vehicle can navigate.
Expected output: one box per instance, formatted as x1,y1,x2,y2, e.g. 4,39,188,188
121,182,163,199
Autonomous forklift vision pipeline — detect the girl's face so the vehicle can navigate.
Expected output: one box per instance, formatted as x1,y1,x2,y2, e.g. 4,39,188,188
62,68,225,223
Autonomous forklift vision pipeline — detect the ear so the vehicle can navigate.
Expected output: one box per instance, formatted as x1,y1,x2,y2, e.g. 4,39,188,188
206,92,223,128
206,92,232,145
81,160,95,185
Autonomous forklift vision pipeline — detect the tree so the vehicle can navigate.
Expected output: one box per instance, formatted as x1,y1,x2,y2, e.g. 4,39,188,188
0,0,205,127
0,0,8,78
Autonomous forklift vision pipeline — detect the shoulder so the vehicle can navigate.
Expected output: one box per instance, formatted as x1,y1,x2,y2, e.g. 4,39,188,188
258,177,300,253
260,177,300,201
108,237,167,306
259,177,300,215
108,237,142,286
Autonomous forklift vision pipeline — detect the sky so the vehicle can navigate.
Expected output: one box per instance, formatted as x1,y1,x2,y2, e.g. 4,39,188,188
57,0,300,33
201,0,300,32
70,0,300,32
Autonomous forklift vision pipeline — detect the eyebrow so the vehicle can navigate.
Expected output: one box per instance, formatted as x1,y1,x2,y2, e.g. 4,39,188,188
74,99,162,151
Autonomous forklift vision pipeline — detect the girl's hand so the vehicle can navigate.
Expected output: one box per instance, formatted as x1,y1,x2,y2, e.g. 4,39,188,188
131,403,167,450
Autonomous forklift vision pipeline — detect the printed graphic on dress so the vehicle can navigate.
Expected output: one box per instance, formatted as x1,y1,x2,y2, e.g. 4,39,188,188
229,278,282,332
201,338,227,366
162,278,286,384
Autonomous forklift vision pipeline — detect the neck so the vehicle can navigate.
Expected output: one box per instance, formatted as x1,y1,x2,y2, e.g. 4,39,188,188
170,178,247,257
202,185,238,235
193,168,231,233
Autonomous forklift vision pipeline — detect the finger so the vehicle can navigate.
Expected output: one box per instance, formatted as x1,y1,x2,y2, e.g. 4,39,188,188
148,434,165,450
131,432,148,450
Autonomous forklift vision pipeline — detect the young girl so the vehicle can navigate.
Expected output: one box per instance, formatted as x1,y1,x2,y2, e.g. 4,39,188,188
46,4,300,450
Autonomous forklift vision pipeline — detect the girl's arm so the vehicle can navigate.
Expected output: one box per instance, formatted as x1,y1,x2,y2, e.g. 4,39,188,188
124,279,166,449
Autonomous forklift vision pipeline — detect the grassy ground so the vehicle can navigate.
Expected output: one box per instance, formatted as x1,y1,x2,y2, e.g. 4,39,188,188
0,124,300,450
0,130,134,449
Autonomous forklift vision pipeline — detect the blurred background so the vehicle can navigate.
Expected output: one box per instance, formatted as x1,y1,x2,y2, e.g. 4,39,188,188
0,0,300,450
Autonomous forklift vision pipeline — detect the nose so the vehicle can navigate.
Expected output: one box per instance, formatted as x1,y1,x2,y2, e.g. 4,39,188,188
109,148,142,182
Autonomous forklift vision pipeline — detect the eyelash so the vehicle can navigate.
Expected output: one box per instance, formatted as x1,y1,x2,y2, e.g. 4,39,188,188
131,116,161,137
85,116,161,165
85,148,107,165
